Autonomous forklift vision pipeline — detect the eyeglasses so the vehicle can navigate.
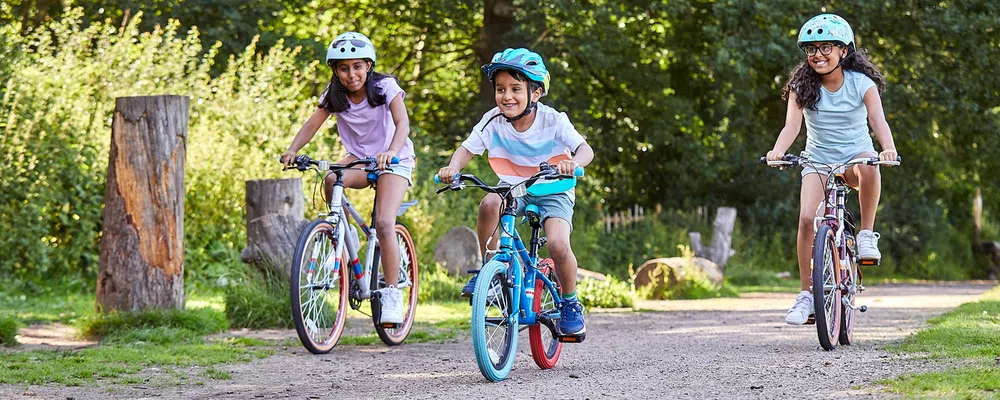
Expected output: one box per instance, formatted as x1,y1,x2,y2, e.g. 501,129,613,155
333,39,368,49
802,43,842,56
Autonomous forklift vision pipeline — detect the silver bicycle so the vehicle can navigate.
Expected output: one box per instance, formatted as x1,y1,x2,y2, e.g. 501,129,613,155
286,155,419,353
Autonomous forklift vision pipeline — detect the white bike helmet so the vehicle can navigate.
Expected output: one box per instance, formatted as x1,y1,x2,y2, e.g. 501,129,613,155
326,32,376,67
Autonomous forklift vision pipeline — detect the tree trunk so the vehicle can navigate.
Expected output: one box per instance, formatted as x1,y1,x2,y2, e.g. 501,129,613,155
477,0,515,107
96,95,188,312
240,178,308,280
972,187,999,280
708,207,737,272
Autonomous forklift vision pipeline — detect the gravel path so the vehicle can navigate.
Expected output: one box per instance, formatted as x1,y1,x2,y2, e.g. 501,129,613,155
2,282,994,399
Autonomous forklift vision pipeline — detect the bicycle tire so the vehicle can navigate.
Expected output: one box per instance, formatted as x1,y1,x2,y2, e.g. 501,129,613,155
471,259,518,381
839,233,858,345
812,224,842,351
373,222,419,346
529,259,562,369
290,219,349,354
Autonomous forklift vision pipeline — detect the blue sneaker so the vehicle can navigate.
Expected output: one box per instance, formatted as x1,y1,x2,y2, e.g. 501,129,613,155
558,298,586,336
460,271,478,298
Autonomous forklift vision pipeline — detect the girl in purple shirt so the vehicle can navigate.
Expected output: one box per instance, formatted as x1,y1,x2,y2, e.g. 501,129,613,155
281,32,414,325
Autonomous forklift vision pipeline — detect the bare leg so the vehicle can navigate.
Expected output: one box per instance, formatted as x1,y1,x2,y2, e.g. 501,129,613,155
373,174,409,287
845,151,880,231
798,173,827,291
544,218,577,294
477,193,503,261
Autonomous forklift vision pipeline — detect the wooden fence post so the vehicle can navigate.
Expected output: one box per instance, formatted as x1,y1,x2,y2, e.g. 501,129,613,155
96,95,188,312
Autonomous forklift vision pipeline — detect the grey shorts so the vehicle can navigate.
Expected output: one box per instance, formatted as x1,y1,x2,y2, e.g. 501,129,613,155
378,164,413,186
514,192,575,231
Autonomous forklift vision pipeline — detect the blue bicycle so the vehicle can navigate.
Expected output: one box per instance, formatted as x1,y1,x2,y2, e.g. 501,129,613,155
435,164,584,381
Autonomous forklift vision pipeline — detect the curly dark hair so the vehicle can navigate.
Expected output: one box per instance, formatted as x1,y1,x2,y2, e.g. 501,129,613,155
781,48,886,110
319,60,396,113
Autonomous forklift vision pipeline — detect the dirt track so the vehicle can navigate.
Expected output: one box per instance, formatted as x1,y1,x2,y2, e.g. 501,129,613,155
2,282,994,399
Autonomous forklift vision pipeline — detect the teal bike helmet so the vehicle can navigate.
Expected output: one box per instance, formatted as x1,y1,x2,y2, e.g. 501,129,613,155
481,48,551,122
797,14,855,52
327,32,377,67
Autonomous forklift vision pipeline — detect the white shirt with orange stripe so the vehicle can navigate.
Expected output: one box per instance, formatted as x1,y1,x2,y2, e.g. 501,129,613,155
461,102,586,198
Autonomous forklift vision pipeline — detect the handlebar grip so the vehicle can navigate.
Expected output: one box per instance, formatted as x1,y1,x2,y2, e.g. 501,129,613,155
896,155,902,163
433,174,441,184
759,157,767,165
391,157,400,165
574,166,585,177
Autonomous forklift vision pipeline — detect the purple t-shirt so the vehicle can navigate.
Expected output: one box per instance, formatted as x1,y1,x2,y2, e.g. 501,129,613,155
319,77,415,167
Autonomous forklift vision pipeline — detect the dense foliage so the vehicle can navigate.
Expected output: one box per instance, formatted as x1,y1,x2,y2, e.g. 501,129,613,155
1,1,998,292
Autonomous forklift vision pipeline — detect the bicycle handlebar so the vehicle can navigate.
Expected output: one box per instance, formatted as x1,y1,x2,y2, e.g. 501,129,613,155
433,164,584,195
281,155,400,172
759,154,901,168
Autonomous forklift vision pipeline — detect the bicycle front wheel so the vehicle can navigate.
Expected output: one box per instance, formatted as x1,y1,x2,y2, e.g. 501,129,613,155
373,222,419,346
812,224,842,351
529,258,562,369
290,219,349,354
839,233,859,345
471,259,518,382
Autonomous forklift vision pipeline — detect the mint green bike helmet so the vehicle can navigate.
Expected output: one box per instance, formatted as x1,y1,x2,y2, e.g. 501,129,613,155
797,14,855,52
481,48,551,96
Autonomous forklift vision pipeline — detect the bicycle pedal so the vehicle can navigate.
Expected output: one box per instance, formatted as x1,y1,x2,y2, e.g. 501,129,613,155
859,258,880,266
558,333,586,343
380,323,401,329
806,315,816,325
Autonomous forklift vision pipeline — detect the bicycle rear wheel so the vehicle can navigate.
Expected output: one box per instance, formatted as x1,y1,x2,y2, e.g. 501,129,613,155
471,259,518,381
839,233,859,345
290,220,349,354
529,259,562,369
373,222,419,346
812,224,842,351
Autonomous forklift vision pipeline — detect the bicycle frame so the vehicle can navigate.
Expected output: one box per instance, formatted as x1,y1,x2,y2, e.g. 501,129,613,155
489,197,563,327
311,167,413,303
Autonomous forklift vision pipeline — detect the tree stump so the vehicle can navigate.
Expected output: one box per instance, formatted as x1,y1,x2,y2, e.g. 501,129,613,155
240,178,308,280
96,96,188,312
688,207,737,272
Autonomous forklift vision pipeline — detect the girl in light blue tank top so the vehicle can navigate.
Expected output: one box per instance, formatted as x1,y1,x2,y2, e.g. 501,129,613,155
764,14,900,326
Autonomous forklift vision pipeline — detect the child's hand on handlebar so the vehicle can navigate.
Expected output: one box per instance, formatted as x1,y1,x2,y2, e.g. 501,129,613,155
556,160,580,176
878,149,899,166
438,167,460,184
280,150,298,169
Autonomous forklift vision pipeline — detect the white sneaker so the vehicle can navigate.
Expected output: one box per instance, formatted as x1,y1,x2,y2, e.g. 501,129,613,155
857,230,882,261
785,290,814,325
377,286,403,324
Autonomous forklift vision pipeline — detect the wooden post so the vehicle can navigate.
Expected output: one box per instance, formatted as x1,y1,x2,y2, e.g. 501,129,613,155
241,178,309,280
97,96,188,312
973,187,1000,280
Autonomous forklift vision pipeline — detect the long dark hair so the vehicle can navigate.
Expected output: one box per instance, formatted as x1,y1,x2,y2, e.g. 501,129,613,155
781,48,886,110
319,60,396,113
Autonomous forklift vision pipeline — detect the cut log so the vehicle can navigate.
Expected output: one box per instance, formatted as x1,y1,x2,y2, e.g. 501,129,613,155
241,178,308,281
96,96,188,312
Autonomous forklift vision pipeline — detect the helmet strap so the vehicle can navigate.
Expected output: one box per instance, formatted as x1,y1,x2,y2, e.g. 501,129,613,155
817,49,855,76
504,101,537,122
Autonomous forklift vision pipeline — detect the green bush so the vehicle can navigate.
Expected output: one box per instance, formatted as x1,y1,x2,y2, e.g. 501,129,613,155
577,275,633,309
224,267,292,329
80,307,227,340
418,264,465,303
0,314,19,347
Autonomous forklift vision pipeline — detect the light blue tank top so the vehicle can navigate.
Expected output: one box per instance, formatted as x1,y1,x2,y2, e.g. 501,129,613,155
802,70,877,165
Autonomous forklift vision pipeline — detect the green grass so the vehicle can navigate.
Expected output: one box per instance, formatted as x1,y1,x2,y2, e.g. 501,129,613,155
878,286,1000,397
0,290,94,326
223,268,293,329
0,340,271,386
0,314,19,347
80,307,228,339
